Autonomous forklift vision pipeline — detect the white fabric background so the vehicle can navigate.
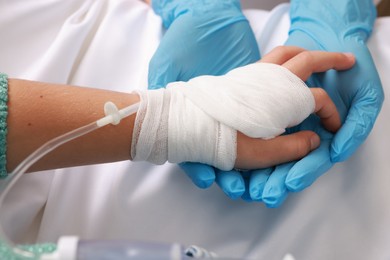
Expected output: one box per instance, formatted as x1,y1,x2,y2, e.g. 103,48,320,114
0,1,390,259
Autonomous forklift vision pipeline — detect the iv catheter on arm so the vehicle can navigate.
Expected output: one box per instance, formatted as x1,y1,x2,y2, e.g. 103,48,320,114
5,79,142,173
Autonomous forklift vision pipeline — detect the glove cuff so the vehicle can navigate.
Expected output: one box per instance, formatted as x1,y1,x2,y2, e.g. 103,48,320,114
151,0,242,28
289,1,376,45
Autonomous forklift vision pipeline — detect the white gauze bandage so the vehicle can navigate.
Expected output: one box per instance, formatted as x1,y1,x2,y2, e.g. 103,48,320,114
131,63,315,170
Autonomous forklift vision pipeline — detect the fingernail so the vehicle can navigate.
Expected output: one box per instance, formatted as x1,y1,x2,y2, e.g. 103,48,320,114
310,134,320,150
344,52,355,60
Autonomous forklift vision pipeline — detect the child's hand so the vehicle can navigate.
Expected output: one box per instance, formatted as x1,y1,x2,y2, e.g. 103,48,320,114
235,46,355,170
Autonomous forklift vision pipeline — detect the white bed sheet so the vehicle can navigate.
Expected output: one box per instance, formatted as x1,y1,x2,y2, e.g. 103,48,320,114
0,1,390,259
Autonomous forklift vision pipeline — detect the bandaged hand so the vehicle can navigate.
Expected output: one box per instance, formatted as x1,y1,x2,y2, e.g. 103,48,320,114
132,47,355,170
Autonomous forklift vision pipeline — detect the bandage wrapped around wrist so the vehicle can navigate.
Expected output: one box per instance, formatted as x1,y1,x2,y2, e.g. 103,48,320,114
131,63,315,170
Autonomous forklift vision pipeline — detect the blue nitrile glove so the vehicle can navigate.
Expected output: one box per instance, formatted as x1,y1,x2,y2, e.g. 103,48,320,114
254,0,384,207
148,0,260,198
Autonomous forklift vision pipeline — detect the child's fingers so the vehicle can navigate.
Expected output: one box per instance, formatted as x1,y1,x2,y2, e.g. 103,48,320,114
235,131,320,170
282,51,355,81
260,46,307,65
310,88,341,133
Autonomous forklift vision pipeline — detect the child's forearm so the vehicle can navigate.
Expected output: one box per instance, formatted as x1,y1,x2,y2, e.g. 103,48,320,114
6,79,140,172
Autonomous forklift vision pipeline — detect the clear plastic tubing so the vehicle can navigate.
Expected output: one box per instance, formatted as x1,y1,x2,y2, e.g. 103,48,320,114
0,101,140,259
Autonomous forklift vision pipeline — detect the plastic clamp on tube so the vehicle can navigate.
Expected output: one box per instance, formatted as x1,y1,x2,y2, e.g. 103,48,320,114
97,101,139,127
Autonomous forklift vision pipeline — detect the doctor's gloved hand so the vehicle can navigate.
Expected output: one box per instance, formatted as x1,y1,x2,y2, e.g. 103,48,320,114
148,0,260,87
148,0,260,198
254,0,384,207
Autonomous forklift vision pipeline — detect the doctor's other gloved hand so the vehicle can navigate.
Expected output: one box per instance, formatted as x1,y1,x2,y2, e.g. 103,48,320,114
252,0,384,207
148,0,261,198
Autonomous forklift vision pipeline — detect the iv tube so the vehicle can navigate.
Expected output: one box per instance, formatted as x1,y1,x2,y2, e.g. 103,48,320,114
0,101,139,259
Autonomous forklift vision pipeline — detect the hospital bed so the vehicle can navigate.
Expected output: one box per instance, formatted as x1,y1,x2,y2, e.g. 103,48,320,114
0,0,389,259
